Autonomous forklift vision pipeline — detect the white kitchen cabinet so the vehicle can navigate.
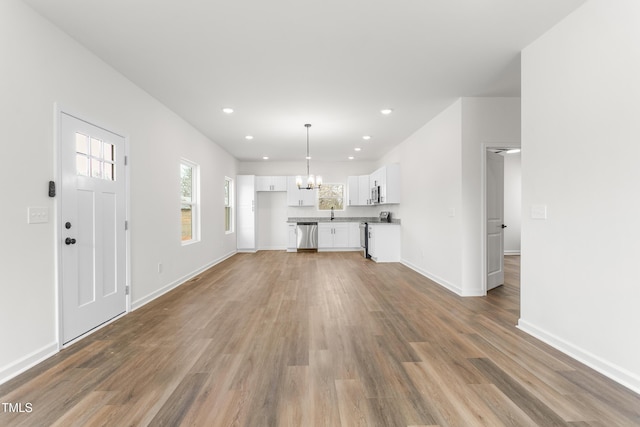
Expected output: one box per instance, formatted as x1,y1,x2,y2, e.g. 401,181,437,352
237,175,257,252
287,223,297,252
367,224,400,262
347,175,372,206
286,176,316,207
256,176,287,192
319,222,360,250
347,176,359,206
358,175,371,205
318,223,334,248
371,164,400,205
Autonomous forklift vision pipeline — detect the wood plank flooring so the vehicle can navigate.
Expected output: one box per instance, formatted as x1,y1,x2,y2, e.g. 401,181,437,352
1,252,639,426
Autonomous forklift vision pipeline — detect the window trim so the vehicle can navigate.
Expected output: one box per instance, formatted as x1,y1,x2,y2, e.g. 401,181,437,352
180,159,200,245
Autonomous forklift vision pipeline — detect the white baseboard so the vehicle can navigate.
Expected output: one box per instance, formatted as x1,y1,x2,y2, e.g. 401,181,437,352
401,259,463,296
257,246,287,251
0,342,58,386
517,319,640,395
132,250,236,311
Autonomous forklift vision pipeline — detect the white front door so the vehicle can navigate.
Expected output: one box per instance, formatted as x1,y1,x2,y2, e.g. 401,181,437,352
486,151,505,290
60,113,127,344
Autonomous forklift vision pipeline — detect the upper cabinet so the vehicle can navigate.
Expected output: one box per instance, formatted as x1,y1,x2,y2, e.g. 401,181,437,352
349,164,400,206
347,175,373,206
256,176,287,192
371,164,400,205
286,176,316,207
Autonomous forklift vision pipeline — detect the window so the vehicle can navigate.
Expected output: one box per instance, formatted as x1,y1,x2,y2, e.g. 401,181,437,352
224,177,234,233
318,183,345,210
180,160,200,243
75,132,116,181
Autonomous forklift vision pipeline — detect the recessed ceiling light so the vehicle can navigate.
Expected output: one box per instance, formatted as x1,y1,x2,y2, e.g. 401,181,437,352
222,107,234,114
245,135,254,140
262,156,269,160
380,108,393,115
362,135,372,140
348,156,355,160
354,147,362,152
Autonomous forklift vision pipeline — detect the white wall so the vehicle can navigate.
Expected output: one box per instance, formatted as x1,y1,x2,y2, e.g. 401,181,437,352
504,152,522,254
460,98,521,295
380,100,464,293
0,0,237,383
381,98,520,296
520,0,640,393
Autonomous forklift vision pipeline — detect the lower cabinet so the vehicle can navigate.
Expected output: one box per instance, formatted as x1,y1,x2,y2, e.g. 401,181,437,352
318,222,360,250
368,224,400,262
287,223,297,252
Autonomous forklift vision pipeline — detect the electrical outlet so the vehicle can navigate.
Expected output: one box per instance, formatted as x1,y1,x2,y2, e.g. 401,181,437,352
158,263,163,274
28,207,49,224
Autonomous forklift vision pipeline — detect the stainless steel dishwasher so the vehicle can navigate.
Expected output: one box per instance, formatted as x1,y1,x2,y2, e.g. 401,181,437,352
296,222,318,250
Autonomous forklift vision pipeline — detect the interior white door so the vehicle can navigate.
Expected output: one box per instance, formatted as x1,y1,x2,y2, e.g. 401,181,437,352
487,151,505,290
236,175,256,250
60,113,127,343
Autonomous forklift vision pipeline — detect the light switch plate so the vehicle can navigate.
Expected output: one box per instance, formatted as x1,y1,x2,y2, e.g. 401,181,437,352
28,207,49,224
531,204,547,220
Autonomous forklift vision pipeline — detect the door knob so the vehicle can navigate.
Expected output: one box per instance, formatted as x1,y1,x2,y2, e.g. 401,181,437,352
65,238,76,245
501,224,507,229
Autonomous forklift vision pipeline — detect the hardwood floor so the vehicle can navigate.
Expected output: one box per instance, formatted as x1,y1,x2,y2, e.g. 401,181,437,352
1,252,639,426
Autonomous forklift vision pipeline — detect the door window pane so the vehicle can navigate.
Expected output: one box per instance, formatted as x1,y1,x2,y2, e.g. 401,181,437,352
91,137,102,158
104,163,114,181
76,155,89,176
76,133,89,154
104,143,115,161
91,158,102,179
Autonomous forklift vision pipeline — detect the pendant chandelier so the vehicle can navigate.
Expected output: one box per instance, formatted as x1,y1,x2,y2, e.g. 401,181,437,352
295,123,322,190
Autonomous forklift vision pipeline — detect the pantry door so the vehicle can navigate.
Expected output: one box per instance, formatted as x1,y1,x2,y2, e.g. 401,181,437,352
60,112,127,344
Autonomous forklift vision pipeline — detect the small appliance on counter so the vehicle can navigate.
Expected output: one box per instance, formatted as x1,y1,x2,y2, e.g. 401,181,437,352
379,211,391,223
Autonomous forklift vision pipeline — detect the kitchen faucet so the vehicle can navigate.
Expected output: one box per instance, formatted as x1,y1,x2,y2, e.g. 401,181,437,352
330,206,334,220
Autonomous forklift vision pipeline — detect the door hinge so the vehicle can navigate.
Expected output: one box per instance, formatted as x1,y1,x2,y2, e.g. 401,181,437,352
124,156,128,166
125,286,130,295
125,220,128,230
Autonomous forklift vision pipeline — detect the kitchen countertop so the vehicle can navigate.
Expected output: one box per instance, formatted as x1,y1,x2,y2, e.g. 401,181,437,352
287,217,401,224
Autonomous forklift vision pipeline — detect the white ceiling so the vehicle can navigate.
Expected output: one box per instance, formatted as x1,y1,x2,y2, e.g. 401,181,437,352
23,0,584,162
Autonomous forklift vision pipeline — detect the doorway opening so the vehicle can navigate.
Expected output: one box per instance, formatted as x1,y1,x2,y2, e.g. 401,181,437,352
481,145,521,296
